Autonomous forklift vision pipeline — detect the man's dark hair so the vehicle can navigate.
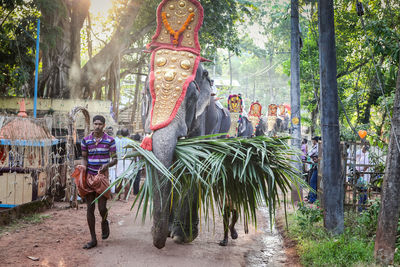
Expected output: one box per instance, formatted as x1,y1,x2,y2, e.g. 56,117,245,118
93,115,106,124
121,128,130,137
312,136,320,141
132,133,141,141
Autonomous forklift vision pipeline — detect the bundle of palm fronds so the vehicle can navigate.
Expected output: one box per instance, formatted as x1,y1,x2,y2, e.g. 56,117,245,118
113,135,306,227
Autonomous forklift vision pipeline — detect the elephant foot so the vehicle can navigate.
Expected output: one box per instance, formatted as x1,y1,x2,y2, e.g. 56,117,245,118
219,238,228,246
230,227,238,239
152,226,168,249
153,237,167,249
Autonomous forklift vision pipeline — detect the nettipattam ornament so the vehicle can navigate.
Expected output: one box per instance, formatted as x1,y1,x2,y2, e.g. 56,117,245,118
227,94,243,137
248,102,262,133
141,0,205,151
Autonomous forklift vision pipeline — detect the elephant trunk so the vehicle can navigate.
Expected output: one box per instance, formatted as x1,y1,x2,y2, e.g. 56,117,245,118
151,127,179,249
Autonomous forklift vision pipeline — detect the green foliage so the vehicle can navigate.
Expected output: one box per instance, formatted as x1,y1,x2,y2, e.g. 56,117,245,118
115,135,305,228
355,199,380,239
288,198,400,266
0,0,39,96
296,200,323,228
299,234,375,267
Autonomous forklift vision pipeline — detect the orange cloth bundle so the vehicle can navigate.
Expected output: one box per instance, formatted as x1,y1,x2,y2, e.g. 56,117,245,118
71,165,111,199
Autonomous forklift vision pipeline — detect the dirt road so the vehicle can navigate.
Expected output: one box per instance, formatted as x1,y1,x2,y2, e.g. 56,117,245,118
0,196,299,267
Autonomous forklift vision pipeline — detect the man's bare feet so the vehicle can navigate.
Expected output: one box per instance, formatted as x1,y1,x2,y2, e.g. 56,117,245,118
83,240,97,249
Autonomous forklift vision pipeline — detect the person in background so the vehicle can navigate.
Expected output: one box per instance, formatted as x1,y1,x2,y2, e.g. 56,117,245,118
356,144,370,184
301,138,308,161
301,138,308,177
132,133,142,195
308,136,320,158
72,115,117,249
306,155,319,203
356,144,370,211
115,128,133,200
107,126,117,194
210,80,224,110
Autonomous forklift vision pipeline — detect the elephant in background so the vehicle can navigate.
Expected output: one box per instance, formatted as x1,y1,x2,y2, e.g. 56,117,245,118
237,116,253,138
142,64,231,248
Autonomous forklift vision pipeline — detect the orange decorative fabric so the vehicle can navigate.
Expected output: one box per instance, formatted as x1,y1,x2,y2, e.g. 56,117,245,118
71,165,111,199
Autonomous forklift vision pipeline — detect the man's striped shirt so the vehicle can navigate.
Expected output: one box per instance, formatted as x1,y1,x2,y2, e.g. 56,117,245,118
81,133,116,175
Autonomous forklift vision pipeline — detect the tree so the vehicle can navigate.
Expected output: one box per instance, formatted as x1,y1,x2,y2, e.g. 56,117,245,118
374,46,400,265
290,0,302,203
318,0,343,234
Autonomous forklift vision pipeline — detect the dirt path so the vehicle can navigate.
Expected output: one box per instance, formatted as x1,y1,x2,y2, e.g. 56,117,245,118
0,196,299,267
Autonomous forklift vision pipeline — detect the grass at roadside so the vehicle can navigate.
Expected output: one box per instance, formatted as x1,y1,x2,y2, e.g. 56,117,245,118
286,199,399,267
0,214,51,236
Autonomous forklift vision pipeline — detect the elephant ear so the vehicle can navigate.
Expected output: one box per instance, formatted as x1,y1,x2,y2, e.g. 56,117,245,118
195,67,211,119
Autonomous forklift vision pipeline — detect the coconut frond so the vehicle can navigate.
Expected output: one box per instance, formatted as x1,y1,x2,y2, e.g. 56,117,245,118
117,135,307,226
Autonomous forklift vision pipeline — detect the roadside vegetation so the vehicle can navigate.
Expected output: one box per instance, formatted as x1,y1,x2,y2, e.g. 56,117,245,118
287,199,400,266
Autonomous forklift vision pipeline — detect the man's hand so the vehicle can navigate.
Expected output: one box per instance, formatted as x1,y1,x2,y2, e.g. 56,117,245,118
99,164,108,174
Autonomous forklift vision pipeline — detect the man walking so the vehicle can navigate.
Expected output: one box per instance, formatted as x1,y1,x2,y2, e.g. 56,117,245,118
72,115,117,249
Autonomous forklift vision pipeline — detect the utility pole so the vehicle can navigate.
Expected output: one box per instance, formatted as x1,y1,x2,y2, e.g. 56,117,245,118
290,0,302,203
318,0,343,234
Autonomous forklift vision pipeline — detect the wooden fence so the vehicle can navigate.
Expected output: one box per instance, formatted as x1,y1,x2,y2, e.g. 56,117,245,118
315,141,385,211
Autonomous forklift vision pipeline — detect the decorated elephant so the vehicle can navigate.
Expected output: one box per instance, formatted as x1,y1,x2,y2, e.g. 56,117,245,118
227,94,253,138
237,116,253,137
140,0,232,249
264,104,290,136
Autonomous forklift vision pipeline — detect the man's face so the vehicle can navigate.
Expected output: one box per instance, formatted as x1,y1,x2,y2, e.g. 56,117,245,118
93,120,105,134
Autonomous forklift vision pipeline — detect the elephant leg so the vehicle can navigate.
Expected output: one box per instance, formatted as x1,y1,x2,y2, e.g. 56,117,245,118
172,187,199,244
152,179,172,249
229,209,238,239
219,208,230,246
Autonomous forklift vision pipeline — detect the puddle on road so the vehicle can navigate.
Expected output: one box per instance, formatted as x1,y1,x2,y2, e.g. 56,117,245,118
245,206,286,267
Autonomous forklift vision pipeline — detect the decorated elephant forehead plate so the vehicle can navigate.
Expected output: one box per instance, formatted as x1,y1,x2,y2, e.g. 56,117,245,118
149,0,203,52
248,102,262,132
146,0,203,132
268,104,278,117
228,94,243,113
150,48,199,129
249,102,262,117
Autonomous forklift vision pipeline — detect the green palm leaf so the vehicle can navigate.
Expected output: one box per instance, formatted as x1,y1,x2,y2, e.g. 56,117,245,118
114,135,307,229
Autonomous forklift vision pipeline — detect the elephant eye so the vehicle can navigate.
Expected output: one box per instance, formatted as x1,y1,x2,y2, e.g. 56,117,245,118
156,57,167,67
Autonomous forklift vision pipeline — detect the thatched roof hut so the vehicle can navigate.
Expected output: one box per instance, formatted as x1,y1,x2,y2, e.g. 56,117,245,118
0,116,57,146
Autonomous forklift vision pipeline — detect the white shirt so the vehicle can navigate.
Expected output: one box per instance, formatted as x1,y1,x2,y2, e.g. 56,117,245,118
356,149,370,183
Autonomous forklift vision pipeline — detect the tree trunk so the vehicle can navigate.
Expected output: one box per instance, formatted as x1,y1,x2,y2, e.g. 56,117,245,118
79,0,145,98
374,50,400,265
40,0,71,99
318,0,343,234
290,0,302,203
131,64,143,129
68,0,90,99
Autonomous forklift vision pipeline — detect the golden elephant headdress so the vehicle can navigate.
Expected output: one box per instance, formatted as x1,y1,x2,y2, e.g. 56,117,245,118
141,0,204,151
248,102,262,133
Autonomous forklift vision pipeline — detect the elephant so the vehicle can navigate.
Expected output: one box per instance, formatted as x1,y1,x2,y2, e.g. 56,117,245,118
218,114,253,246
142,63,231,248
237,115,254,138
256,115,289,136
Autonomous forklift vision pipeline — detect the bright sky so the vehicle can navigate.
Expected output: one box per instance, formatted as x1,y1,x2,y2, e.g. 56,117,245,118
90,0,114,16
